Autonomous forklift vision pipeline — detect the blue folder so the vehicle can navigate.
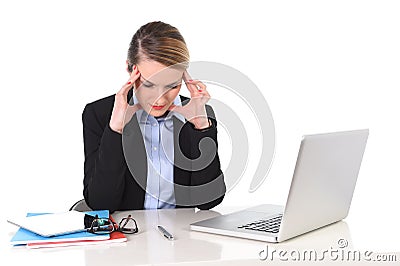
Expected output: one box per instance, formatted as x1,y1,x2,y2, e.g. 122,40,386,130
10,210,109,246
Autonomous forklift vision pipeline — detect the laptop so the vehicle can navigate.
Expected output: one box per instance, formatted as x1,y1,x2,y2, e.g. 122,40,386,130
190,129,369,242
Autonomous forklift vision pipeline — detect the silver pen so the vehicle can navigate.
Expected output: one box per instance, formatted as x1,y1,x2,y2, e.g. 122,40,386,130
157,225,174,240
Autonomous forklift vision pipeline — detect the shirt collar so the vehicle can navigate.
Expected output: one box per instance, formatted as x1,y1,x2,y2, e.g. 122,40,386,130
133,95,185,124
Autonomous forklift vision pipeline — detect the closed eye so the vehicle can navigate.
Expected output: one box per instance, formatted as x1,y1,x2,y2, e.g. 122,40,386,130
143,83,154,88
167,84,180,90
141,82,180,90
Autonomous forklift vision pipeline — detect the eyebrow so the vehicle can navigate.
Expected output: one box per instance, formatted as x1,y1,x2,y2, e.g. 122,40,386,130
140,76,181,87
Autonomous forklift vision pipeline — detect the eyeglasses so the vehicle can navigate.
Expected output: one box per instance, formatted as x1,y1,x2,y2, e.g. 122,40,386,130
87,214,139,235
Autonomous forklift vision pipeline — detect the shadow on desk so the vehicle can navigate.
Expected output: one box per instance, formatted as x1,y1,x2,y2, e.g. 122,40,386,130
273,221,353,250
84,208,223,265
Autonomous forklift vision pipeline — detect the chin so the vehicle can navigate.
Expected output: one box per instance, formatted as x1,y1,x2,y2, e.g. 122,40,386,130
146,103,172,117
148,109,167,117
150,111,165,117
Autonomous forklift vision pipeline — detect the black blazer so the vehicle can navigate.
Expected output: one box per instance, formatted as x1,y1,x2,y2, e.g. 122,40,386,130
82,92,226,212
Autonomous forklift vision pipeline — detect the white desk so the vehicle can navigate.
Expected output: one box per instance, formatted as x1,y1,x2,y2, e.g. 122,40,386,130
2,207,399,266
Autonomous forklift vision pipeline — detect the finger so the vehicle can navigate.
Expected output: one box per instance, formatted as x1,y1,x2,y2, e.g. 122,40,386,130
183,70,199,94
185,79,204,95
117,67,140,96
183,70,192,82
184,77,195,91
188,80,207,92
130,65,141,81
185,82,198,95
199,88,211,99
186,81,207,97
191,90,211,105
117,80,134,98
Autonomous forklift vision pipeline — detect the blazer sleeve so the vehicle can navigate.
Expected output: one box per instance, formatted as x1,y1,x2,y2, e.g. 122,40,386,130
189,105,226,210
82,101,127,212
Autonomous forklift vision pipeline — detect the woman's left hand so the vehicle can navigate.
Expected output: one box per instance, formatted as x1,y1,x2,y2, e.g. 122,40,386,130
168,70,211,129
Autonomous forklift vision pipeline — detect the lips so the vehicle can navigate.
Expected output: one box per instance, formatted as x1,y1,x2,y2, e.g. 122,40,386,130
150,105,165,111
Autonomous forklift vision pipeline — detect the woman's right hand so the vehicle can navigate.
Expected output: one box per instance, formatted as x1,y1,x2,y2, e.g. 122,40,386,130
109,65,142,134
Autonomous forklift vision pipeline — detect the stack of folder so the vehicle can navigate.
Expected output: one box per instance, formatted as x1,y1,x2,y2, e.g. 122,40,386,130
9,210,127,249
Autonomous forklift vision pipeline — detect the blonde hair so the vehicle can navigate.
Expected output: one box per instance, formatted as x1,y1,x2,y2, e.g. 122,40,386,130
127,21,189,71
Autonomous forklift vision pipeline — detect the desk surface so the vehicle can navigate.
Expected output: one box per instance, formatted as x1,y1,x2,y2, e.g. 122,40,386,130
2,206,399,266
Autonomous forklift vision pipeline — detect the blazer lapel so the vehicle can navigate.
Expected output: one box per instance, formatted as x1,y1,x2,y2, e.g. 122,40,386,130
122,113,148,197
173,116,192,206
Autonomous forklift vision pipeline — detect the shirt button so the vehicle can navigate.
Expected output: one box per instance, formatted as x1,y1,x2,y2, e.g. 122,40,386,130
152,123,158,127
153,146,158,151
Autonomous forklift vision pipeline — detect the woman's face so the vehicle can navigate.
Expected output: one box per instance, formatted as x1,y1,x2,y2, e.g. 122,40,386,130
131,60,183,117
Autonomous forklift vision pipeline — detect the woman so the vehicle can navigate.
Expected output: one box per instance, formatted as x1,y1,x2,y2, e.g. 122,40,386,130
83,21,225,212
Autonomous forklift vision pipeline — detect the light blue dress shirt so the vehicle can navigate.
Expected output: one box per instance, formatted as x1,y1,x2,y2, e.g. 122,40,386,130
133,96,185,209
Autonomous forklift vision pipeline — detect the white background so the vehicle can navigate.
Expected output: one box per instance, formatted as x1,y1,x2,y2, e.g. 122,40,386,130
1,0,399,251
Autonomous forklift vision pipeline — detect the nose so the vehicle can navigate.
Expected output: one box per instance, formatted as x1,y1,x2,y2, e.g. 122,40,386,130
152,90,168,106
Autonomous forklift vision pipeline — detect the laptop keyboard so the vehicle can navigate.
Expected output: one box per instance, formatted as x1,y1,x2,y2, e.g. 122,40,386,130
237,214,283,233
